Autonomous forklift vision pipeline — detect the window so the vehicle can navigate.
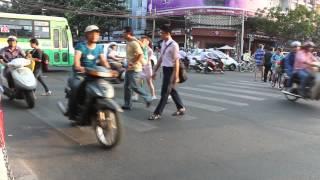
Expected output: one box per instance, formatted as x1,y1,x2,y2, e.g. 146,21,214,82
62,52,68,62
34,21,50,39
0,18,33,38
54,52,60,62
53,29,60,48
62,29,68,48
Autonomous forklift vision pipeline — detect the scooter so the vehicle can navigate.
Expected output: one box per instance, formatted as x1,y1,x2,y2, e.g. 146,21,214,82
204,54,224,74
192,59,205,73
0,58,37,108
58,66,123,149
282,61,320,102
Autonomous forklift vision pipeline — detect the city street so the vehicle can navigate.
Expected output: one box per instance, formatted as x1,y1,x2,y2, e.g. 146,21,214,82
3,70,320,180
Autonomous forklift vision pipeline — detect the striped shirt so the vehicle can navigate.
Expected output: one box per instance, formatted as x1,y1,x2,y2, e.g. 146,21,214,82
254,49,265,65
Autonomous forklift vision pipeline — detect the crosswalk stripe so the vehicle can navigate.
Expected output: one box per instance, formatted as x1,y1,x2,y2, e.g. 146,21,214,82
229,81,270,88
179,92,248,106
212,82,276,92
183,100,226,112
180,87,265,101
115,98,197,121
198,85,280,98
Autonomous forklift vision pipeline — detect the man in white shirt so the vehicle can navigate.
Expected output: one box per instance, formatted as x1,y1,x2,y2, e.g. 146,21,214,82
148,24,185,120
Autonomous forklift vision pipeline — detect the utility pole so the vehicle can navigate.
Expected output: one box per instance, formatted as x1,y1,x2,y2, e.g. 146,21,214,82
240,9,245,58
151,0,156,46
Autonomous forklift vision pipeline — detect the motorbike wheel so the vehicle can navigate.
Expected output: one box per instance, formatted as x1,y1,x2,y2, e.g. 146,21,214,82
284,88,300,102
229,64,236,71
24,91,35,108
93,109,122,149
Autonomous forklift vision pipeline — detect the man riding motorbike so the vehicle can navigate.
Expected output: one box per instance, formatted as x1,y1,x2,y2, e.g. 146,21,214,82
293,41,317,97
284,41,301,88
0,36,26,89
67,25,111,121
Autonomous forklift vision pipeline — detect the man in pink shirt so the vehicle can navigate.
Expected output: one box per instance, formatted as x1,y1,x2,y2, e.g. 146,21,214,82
294,41,317,97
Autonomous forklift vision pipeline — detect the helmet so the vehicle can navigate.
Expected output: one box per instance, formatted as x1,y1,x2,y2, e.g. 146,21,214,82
290,41,301,47
84,25,100,33
302,41,315,48
7,35,17,41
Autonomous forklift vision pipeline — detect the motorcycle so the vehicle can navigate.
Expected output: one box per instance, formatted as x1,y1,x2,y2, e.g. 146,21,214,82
58,66,123,149
203,54,224,74
191,59,206,73
282,61,320,102
0,58,37,108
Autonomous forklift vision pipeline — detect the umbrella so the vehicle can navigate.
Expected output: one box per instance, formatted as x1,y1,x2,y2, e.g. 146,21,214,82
217,45,235,50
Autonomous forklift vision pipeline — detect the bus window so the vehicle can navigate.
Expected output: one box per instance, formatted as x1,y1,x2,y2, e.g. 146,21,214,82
0,18,32,38
62,29,68,48
53,29,60,48
62,52,68,62
34,21,50,39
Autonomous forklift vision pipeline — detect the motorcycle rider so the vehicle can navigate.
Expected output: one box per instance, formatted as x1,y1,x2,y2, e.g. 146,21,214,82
284,41,301,88
67,25,111,120
107,43,125,71
0,36,26,89
293,41,317,97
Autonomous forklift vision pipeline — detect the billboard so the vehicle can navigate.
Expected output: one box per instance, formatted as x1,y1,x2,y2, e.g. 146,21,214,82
148,0,273,14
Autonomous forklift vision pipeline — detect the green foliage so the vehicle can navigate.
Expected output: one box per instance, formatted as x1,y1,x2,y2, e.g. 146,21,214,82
5,0,126,35
247,5,320,44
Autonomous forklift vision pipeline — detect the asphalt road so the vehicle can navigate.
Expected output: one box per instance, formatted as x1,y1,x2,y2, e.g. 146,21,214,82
3,70,320,180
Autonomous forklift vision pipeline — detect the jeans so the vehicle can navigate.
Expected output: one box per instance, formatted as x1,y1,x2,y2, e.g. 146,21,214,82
264,65,271,82
297,69,313,96
123,70,151,108
34,67,49,92
154,67,184,115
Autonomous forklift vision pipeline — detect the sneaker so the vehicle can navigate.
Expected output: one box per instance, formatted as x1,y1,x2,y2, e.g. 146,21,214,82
132,94,139,102
152,96,157,100
41,90,52,96
148,114,161,120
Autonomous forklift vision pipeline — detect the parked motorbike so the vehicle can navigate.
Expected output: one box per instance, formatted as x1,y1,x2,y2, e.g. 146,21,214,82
204,54,224,73
282,61,320,102
58,66,123,149
0,58,37,108
191,59,205,73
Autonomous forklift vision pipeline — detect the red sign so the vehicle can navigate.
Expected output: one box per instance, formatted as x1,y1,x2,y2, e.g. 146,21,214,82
0,25,10,33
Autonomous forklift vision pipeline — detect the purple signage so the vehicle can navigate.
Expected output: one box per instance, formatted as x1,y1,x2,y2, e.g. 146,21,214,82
148,0,271,13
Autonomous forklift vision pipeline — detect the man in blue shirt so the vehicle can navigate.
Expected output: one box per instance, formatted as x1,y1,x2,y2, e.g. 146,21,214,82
284,41,301,88
68,25,110,120
254,44,265,81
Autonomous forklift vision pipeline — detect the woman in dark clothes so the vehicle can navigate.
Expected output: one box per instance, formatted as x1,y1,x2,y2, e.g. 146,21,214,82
29,38,52,96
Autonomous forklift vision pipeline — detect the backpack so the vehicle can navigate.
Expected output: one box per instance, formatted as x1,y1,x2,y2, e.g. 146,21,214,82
178,60,188,83
41,51,49,64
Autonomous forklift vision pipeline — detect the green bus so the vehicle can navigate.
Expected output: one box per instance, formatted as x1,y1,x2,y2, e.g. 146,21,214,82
0,12,74,69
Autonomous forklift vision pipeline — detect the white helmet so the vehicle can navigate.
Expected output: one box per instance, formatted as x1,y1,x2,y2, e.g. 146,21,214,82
7,35,17,41
290,41,301,47
84,25,100,33
302,41,315,48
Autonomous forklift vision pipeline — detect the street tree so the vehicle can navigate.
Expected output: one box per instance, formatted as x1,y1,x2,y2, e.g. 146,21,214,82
7,0,127,37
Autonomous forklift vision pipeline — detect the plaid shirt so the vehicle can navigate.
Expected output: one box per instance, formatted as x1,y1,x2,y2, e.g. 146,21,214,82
0,46,25,63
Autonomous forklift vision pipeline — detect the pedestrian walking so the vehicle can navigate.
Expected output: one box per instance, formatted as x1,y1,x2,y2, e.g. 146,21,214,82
148,24,185,120
122,27,152,110
263,47,273,82
140,36,157,99
29,38,52,96
254,44,265,81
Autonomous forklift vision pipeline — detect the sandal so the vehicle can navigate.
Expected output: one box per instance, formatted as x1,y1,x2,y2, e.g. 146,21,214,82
172,108,186,116
148,114,161,121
